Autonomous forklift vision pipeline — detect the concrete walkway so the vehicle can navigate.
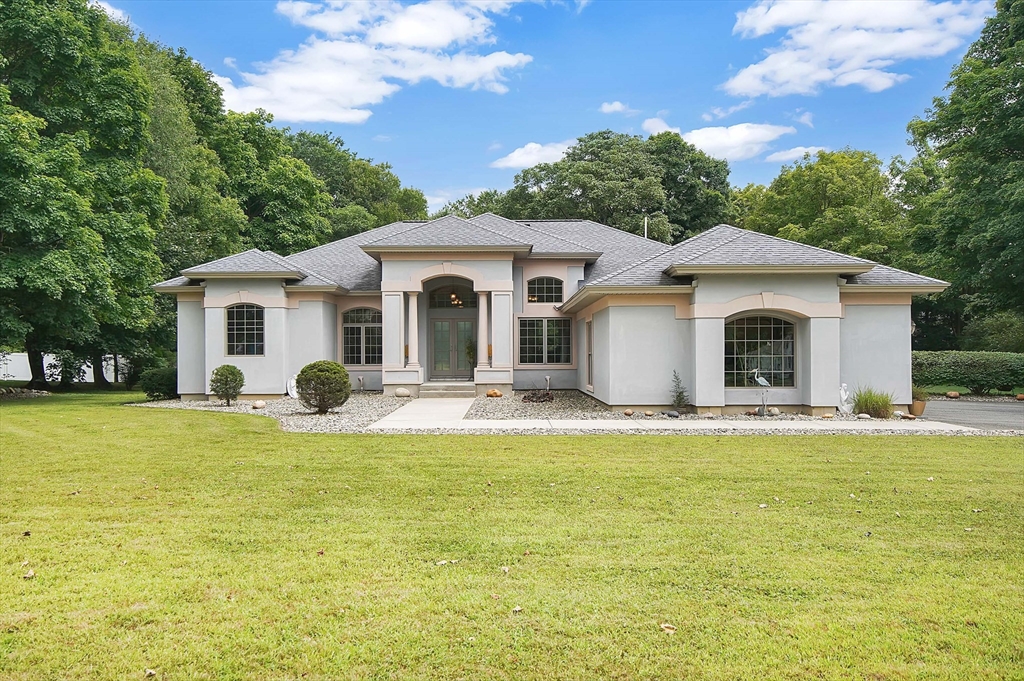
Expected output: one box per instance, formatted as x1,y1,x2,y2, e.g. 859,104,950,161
368,399,981,433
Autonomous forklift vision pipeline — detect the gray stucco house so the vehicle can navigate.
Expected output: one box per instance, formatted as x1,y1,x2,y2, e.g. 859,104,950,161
154,214,947,414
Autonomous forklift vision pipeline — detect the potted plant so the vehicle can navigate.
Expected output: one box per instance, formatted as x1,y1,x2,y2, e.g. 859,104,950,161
910,385,928,416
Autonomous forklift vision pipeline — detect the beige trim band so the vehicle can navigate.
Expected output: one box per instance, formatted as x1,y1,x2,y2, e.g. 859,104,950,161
203,291,297,309
692,292,842,319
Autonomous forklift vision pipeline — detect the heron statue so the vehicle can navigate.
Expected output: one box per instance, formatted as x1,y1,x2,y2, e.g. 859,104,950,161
749,368,771,416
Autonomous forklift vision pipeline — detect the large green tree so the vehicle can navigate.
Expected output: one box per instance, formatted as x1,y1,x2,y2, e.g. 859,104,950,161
737,149,908,265
909,0,1024,312
0,0,164,387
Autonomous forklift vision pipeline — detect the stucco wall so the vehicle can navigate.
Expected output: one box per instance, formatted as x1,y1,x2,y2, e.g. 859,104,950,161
177,299,206,394
203,278,288,396
694,274,840,304
841,305,912,404
589,308,612,404
514,369,577,390
286,300,337,379
603,306,691,406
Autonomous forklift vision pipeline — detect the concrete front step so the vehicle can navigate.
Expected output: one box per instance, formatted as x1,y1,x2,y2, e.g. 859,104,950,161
419,382,477,398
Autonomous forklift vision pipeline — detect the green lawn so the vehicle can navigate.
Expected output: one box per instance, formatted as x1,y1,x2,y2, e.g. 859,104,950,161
2,393,1022,680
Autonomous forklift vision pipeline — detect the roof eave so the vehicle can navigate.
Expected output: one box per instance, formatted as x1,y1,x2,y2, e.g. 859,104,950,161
665,264,875,276
152,285,200,294
178,270,306,279
559,284,695,314
521,251,602,262
282,284,348,293
360,244,533,258
840,284,949,294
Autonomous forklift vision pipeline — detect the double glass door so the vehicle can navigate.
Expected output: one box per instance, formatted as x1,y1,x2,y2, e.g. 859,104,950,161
431,319,475,380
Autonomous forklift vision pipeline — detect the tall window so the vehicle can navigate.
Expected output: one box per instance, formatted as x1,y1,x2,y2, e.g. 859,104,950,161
343,308,383,365
527,277,563,303
226,304,264,356
519,318,572,365
724,316,795,387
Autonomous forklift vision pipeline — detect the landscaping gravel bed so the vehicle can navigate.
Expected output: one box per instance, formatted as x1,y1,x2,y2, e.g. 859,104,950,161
465,390,629,420
354,426,1023,436
134,392,411,433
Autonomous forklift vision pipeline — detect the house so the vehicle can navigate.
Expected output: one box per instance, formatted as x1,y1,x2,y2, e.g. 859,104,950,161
154,214,947,413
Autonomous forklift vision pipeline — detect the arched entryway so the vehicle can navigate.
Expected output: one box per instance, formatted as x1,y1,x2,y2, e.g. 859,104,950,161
425,276,478,381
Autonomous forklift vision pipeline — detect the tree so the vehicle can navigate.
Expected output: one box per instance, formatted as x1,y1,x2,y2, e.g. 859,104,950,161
434,189,507,219
502,130,672,242
909,0,1024,312
210,364,244,405
738,149,908,265
0,0,164,387
645,132,733,241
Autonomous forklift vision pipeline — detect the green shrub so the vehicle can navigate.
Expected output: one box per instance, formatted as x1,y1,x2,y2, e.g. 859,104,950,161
296,361,351,414
912,351,1024,394
138,366,177,401
210,365,245,405
853,388,894,419
962,311,1024,353
670,370,690,409
912,385,929,403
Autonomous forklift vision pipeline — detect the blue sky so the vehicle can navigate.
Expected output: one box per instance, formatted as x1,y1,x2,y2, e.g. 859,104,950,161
101,0,993,210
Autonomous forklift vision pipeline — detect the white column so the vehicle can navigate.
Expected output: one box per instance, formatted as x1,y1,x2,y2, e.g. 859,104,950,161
382,292,405,369
490,291,513,369
477,291,490,369
407,291,420,368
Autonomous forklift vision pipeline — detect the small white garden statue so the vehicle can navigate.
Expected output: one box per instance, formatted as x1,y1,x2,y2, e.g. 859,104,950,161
286,375,298,399
839,383,854,414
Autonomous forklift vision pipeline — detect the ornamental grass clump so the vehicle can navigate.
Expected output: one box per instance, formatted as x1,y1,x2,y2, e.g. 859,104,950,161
210,365,245,406
853,387,894,419
296,361,351,414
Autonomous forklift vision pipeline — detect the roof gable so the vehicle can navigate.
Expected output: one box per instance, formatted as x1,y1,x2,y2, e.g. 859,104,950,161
360,215,530,252
179,249,306,278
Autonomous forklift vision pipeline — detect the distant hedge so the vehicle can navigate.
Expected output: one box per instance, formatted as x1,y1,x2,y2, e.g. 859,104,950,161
912,351,1024,394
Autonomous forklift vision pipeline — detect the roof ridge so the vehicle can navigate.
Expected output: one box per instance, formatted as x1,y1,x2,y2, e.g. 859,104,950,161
457,214,531,245
516,218,664,248
474,213,596,253
289,220,425,258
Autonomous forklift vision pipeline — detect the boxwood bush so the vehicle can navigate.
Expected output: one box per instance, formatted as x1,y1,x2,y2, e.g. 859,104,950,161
210,365,245,405
138,366,177,401
912,351,1024,395
296,360,351,414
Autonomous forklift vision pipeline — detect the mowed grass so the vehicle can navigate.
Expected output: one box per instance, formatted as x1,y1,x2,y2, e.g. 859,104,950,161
1,394,1022,680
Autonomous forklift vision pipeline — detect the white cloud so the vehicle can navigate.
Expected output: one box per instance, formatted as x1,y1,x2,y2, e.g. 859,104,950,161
372,134,392,142
641,117,681,135
724,0,991,98
575,0,593,12
795,111,814,127
490,140,573,168
91,0,128,23
217,1,534,123
765,145,827,162
681,122,796,161
701,99,755,121
487,141,503,151
600,101,639,115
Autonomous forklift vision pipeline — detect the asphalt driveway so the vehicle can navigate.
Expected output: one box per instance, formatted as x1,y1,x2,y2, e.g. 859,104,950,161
924,400,1024,430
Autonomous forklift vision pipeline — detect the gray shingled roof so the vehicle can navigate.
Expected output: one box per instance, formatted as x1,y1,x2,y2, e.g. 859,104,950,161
361,215,529,250
152,275,197,289
843,264,948,287
516,219,669,283
180,249,305,277
469,214,602,258
667,224,875,269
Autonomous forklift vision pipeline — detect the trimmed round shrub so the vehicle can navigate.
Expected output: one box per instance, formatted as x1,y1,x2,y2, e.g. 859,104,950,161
139,366,178,401
912,351,1024,395
296,361,351,414
210,364,245,405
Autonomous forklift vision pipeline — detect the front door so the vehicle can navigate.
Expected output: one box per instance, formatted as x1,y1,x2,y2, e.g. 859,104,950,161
431,319,475,380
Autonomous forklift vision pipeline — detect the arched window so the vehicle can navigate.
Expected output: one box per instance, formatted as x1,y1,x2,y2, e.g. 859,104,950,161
343,308,383,365
226,304,264,356
527,277,563,303
724,316,794,387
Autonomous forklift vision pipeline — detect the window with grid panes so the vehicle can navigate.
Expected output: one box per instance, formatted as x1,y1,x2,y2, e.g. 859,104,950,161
226,304,264,355
342,308,383,365
519,318,571,364
724,316,795,387
526,277,563,303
